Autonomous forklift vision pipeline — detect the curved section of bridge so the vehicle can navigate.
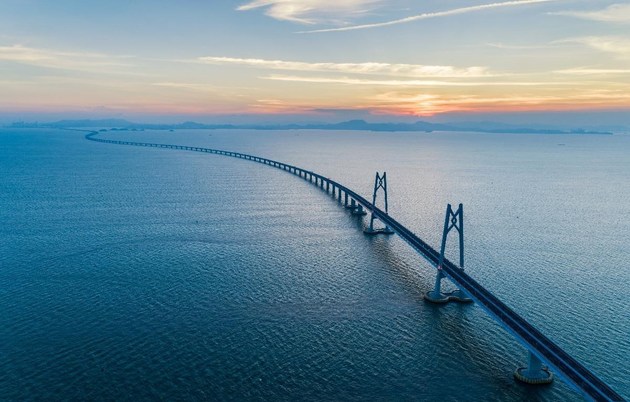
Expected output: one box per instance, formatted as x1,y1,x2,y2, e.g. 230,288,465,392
85,131,623,402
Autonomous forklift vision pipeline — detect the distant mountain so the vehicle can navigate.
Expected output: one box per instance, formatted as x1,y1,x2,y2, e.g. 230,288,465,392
6,118,613,135
29,119,133,128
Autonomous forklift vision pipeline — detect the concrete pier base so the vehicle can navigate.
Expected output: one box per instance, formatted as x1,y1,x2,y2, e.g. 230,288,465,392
514,352,554,385
423,289,473,304
351,205,367,216
424,290,450,303
364,226,395,235
446,289,473,303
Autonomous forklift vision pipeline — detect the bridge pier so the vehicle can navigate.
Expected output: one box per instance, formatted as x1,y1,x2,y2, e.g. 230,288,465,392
352,204,367,216
514,351,554,385
425,203,472,304
425,270,449,303
364,172,394,235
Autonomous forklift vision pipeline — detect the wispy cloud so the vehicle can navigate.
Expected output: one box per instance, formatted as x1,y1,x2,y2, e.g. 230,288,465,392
560,36,630,59
198,56,491,78
262,74,581,87
365,89,630,115
249,98,325,114
152,82,218,92
299,0,558,33
237,0,381,24
555,67,630,75
0,44,136,74
363,91,546,115
550,3,630,23
486,42,557,50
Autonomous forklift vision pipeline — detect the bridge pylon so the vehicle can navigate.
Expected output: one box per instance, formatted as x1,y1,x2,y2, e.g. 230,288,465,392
425,203,473,304
364,172,394,235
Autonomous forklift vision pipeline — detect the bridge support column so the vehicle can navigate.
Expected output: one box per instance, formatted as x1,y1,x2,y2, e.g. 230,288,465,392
344,193,349,207
352,203,367,216
364,172,394,235
426,270,447,302
514,351,554,385
346,198,356,209
425,203,472,304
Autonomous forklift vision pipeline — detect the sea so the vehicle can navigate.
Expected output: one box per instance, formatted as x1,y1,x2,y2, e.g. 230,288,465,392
1,128,628,401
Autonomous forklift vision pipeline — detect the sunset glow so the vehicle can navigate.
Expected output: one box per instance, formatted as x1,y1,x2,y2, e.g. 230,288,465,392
1,1,629,122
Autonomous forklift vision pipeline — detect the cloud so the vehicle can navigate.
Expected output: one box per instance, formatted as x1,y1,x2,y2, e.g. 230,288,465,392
249,98,325,114
198,56,490,78
0,44,136,73
152,82,218,92
555,67,630,75
560,36,630,59
237,0,381,24
262,74,581,87
486,42,557,50
299,0,558,33
365,89,630,116
550,3,630,23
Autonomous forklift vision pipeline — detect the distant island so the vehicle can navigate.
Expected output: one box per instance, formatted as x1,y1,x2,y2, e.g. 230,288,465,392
6,118,614,135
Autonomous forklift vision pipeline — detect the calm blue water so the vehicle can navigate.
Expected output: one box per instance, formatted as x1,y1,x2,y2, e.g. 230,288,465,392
1,128,628,401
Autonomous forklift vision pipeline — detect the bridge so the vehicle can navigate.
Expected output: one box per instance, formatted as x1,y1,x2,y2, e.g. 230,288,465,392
85,131,624,401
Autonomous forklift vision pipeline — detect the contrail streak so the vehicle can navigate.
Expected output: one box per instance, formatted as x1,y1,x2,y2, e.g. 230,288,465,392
299,0,559,33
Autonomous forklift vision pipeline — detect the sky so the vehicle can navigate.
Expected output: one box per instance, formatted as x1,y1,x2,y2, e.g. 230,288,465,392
1,0,629,125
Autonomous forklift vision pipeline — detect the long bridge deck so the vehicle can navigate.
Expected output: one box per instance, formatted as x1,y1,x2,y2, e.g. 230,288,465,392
85,131,624,401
